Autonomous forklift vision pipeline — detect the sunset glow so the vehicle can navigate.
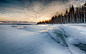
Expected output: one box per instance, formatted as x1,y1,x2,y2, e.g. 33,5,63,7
0,0,85,22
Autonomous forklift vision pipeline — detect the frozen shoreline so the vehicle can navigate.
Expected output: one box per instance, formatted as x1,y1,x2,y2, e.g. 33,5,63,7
0,24,86,54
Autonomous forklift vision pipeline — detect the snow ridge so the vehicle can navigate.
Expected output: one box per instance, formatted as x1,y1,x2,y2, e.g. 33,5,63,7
42,25,86,54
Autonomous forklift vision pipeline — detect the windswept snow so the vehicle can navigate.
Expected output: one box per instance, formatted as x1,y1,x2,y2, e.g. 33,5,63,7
0,24,86,54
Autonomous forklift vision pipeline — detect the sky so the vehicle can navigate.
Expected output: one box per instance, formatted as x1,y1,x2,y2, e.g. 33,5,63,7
0,0,85,22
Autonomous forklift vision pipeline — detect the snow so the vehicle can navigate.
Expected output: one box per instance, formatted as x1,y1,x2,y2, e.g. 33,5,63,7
0,24,86,54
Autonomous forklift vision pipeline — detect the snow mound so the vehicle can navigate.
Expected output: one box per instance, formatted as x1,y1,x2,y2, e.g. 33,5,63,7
43,25,86,54
46,25,86,45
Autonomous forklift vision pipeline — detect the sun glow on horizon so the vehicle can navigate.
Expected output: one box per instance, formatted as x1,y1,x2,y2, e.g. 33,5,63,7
0,0,85,22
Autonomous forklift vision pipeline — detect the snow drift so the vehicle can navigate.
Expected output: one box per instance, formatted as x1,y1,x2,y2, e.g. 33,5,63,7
0,24,86,54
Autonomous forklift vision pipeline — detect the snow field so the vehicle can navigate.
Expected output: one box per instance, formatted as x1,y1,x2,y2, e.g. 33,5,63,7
0,24,86,54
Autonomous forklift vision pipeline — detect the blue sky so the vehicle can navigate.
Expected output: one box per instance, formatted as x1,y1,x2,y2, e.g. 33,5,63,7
0,0,85,22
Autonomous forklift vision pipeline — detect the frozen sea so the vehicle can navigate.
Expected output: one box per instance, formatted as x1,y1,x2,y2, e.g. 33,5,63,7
0,24,86,54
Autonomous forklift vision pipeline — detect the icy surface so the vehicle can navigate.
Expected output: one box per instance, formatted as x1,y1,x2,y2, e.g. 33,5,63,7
0,24,86,54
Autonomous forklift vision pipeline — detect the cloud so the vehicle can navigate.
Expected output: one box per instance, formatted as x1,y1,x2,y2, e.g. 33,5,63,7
0,0,85,22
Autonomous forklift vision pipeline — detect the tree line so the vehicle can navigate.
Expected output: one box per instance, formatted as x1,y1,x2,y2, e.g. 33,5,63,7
37,3,86,24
